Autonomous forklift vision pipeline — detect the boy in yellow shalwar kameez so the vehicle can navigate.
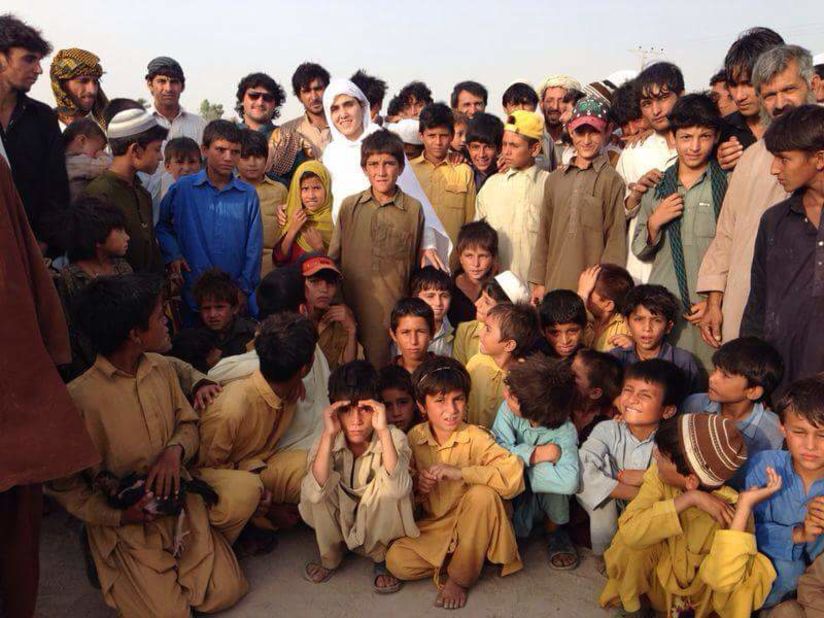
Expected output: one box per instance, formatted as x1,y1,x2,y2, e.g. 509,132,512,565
386,356,524,610
48,275,262,618
600,413,778,618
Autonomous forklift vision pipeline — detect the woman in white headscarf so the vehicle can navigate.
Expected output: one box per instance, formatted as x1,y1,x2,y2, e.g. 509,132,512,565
321,78,451,270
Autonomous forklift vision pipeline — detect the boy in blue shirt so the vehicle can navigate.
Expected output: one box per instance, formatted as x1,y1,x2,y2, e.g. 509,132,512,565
492,354,579,570
682,336,784,488
157,120,263,317
745,375,824,609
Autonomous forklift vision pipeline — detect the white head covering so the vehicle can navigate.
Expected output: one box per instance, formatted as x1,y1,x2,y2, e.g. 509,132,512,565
385,119,422,145
607,69,639,86
813,52,824,66
538,74,582,97
107,108,158,139
494,271,530,304
321,78,452,266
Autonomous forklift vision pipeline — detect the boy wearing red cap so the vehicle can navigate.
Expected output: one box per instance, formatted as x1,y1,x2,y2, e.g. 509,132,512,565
529,97,627,301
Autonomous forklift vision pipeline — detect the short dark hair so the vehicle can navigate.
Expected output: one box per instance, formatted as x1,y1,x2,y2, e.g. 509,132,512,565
654,416,692,477
621,284,680,324
816,64,824,80
411,355,471,404
62,196,127,262
487,302,541,358
63,118,106,149
465,112,504,149
105,99,168,156
637,62,685,100
240,128,268,159
351,69,387,110
502,82,539,110
451,80,488,108
418,103,455,134
386,95,403,118
456,219,498,258
505,354,575,428
328,359,380,404
625,359,685,408
667,93,722,134
725,27,784,85
235,72,285,119
410,266,452,296
594,263,635,305
538,290,587,329
291,62,330,96
609,80,643,126
398,81,433,109
390,297,435,335
192,268,239,307
776,374,824,427
256,313,317,382
360,129,405,169
712,337,784,404
709,69,728,87
164,136,200,161
169,328,218,374
202,119,242,148
573,348,624,407
74,274,164,356
379,364,414,397
257,266,305,319
764,104,824,154
0,14,51,55
562,88,586,107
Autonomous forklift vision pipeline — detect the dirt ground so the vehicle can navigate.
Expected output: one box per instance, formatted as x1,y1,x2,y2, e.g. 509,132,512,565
38,510,610,617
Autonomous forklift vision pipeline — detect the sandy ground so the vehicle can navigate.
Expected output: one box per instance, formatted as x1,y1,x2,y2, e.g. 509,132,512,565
38,510,610,617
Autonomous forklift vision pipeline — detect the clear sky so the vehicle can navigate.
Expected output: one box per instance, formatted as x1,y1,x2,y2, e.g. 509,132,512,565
6,0,823,120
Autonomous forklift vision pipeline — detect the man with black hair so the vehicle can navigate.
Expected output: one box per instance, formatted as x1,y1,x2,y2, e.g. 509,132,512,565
283,62,331,156
451,80,487,118
236,72,286,138
616,62,684,284
351,69,388,124
742,104,824,388
158,119,262,316
709,70,737,118
396,81,432,119
410,103,476,246
84,100,168,274
610,79,648,145
145,56,206,143
716,27,784,169
49,274,260,617
465,112,504,190
0,13,70,245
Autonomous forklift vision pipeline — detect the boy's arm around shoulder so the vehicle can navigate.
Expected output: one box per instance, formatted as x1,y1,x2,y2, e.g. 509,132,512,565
616,465,684,549
529,421,580,496
461,425,525,500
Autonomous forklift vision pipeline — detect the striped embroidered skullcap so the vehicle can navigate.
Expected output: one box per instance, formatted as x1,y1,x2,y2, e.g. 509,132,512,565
679,413,748,488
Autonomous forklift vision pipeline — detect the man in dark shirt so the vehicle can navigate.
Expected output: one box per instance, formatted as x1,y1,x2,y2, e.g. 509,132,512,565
0,14,69,246
717,27,784,170
742,105,824,389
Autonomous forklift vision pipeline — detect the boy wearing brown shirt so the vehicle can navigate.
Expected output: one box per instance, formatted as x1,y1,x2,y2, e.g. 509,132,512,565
329,130,424,368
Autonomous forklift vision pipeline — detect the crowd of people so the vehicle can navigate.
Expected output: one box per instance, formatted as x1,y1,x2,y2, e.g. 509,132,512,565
2,11,824,617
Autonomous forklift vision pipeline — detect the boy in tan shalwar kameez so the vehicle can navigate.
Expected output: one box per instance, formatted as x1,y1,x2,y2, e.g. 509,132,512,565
198,312,320,526
300,360,418,592
48,274,262,618
386,356,525,610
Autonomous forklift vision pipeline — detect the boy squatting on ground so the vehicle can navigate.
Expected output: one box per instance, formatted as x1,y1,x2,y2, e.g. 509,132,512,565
600,412,779,617
492,354,581,570
299,360,418,593
47,274,262,617
577,359,683,557
192,268,257,358
385,356,525,610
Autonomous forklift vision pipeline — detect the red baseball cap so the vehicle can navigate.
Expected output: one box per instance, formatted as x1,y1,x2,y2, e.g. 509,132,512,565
301,256,341,278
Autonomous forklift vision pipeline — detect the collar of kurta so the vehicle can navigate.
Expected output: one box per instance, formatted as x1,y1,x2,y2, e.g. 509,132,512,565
564,153,608,174
94,352,159,381
193,169,246,193
301,111,329,131
152,105,187,123
354,187,407,210
786,190,812,218
251,370,284,410
415,422,471,448
411,153,451,169
505,164,540,182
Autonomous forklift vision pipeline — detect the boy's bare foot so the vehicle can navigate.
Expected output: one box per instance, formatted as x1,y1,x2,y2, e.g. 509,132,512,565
434,578,467,610
303,562,335,584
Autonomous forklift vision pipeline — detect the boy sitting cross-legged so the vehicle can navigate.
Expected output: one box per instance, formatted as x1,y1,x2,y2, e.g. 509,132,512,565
300,360,418,593
600,413,779,617
492,354,581,570
385,356,525,610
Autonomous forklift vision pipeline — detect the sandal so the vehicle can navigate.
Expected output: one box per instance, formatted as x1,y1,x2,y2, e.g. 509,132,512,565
303,561,336,584
373,561,402,594
546,528,579,571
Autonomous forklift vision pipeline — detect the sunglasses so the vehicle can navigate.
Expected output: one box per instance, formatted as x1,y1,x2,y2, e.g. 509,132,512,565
247,91,275,103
